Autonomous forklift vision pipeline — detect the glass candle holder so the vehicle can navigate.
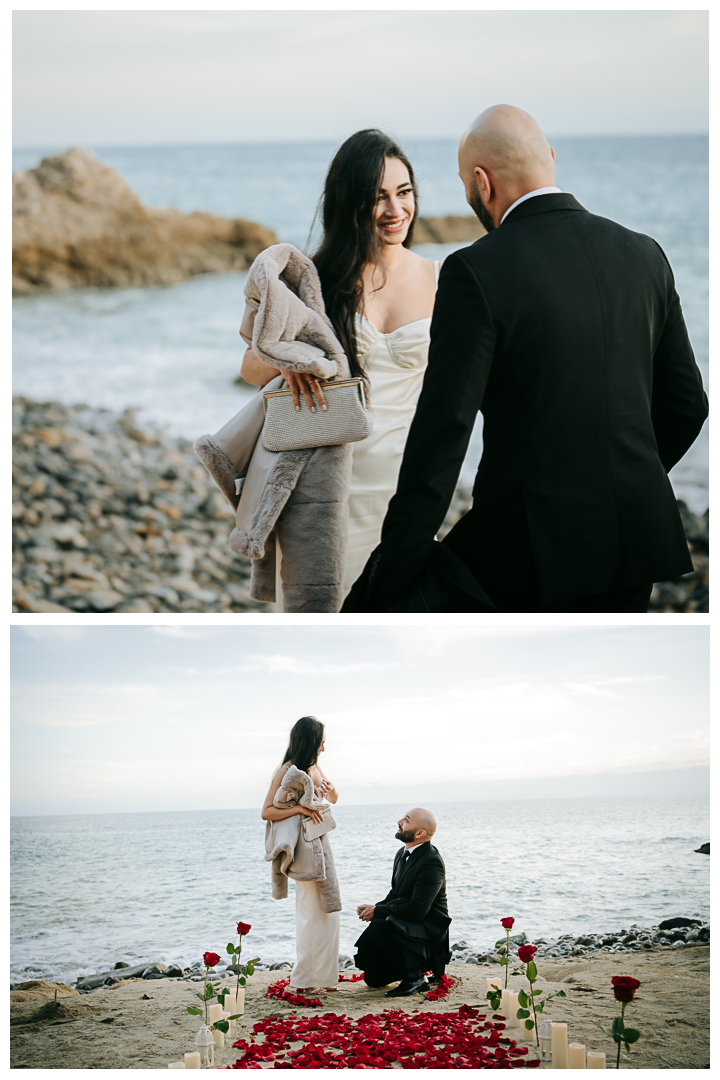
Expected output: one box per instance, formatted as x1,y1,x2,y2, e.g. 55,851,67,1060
538,1017,552,1058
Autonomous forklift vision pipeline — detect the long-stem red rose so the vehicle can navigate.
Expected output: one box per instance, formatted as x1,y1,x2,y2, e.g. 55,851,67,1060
236,922,251,936
517,944,537,964
203,951,221,968
602,977,641,1067
611,976,640,1003
499,917,516,987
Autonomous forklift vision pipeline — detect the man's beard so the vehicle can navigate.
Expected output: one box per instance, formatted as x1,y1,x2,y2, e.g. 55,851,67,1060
396,828,416,843
469,190,495,233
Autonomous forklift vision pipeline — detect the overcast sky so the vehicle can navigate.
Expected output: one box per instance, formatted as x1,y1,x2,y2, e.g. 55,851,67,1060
10,624,708,817
12,9,708,147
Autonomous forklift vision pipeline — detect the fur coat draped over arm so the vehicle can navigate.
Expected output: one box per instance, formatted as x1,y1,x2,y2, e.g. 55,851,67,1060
264,764,341,913
194,244,353,612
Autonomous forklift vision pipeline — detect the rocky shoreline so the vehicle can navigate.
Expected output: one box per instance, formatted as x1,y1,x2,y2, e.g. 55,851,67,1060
13,397,708,614
10,918,708,994
448,916,710,966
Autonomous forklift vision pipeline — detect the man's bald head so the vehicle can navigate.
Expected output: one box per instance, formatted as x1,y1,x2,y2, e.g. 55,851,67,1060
395,807,437,846
458,105,556,230
409,808,437,838
460,105,554,183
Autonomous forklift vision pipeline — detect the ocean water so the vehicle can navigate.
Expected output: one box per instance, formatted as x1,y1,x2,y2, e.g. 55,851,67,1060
12,136,709,510
10,797,709,987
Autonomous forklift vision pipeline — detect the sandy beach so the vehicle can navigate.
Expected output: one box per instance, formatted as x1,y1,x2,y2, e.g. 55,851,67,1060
10,946,709,1069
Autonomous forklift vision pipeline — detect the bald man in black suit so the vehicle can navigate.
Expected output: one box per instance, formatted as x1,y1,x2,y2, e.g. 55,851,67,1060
354,808,451,997
343,105,707,614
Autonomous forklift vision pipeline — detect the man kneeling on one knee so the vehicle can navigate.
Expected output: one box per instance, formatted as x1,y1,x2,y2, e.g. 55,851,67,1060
354,808,452,997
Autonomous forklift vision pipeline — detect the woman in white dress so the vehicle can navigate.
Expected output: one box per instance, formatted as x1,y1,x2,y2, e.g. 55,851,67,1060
261,716,340,992
241,130,438,601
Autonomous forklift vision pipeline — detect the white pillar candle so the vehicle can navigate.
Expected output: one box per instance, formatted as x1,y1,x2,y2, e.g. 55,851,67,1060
208,1003,224,1025
235,988,245,1013
212,1027,225,1049
506,991,521,1028
500,988,512,1020
586,1051,606,1069
224,993,237,1015
486,977,502,995
184,1052,201,1069
551,1022,569,1069
168,1063,186,1069
568,1043,586,1068
521,1012,537,1041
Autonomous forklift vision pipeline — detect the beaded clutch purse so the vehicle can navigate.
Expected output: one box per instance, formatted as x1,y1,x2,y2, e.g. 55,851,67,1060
262,378,372,452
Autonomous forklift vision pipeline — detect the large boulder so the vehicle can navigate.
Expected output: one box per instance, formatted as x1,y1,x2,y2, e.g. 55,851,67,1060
76,961,165,990
414,214,486,245
12,148,277,295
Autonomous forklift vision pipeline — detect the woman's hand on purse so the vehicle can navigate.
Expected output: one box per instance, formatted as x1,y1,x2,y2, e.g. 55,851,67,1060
300,807,324,825
285,372,328,413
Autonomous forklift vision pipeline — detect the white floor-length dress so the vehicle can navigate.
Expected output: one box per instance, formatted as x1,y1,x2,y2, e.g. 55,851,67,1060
342,262,437,596
274,262,437,610
290,879,341,988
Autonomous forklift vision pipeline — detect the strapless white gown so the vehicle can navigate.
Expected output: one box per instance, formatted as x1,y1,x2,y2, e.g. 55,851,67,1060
342,300,434,597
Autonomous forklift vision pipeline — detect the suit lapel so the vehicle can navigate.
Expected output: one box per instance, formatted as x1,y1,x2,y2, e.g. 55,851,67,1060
397,842,430,885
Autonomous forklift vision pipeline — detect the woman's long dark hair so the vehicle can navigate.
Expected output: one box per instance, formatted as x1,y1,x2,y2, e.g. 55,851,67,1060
312,129,419,381
282,716,325,775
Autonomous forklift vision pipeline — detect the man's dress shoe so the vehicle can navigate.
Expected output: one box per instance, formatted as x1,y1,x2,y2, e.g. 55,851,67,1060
385,976,430,997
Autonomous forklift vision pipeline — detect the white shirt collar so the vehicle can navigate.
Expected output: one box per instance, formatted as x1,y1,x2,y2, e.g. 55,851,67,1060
500,187,562,225
404,841,427,855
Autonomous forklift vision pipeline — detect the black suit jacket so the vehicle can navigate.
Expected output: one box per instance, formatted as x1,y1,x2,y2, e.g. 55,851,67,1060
374,842,451,934
345,193,708,611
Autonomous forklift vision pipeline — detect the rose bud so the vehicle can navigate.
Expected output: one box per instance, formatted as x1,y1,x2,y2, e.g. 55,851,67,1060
237,921,252,936
203,951,221,968
611,975,641,1002
501,917,515,930
517,944,538,964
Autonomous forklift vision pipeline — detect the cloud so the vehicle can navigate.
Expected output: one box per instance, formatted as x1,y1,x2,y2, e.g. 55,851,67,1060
15,626,89,644
12,683,163,727
240,654,404,676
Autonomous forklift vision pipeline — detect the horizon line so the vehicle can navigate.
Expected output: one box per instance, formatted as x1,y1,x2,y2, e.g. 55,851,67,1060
11,131,710,154
11,789,710,820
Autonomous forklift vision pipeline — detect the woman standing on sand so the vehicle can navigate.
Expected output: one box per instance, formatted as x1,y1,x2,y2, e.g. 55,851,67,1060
262,716,340,992
241,130,439,599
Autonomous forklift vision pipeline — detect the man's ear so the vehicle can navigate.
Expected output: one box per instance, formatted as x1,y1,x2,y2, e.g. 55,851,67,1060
474,166,492,205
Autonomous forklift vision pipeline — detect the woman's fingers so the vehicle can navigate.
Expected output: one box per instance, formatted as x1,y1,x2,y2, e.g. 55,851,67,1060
313,381,328,411
287,374,301,411
299,375,316,411
286,373,327,412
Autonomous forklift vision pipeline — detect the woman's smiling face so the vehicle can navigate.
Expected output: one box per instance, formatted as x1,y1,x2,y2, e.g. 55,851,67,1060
375,156,415,247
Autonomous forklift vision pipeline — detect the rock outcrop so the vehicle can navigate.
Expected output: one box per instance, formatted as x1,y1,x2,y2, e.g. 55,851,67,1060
12,148,277,295
414,214,486,245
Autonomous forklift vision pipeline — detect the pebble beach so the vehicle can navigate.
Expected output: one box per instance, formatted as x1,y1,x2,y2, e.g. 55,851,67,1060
12,397,709,614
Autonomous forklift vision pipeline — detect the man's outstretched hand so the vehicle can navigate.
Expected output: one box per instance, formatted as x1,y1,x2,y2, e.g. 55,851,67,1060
357,904,375,922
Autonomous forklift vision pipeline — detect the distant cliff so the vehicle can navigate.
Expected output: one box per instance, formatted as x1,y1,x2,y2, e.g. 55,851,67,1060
12,148,277,295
